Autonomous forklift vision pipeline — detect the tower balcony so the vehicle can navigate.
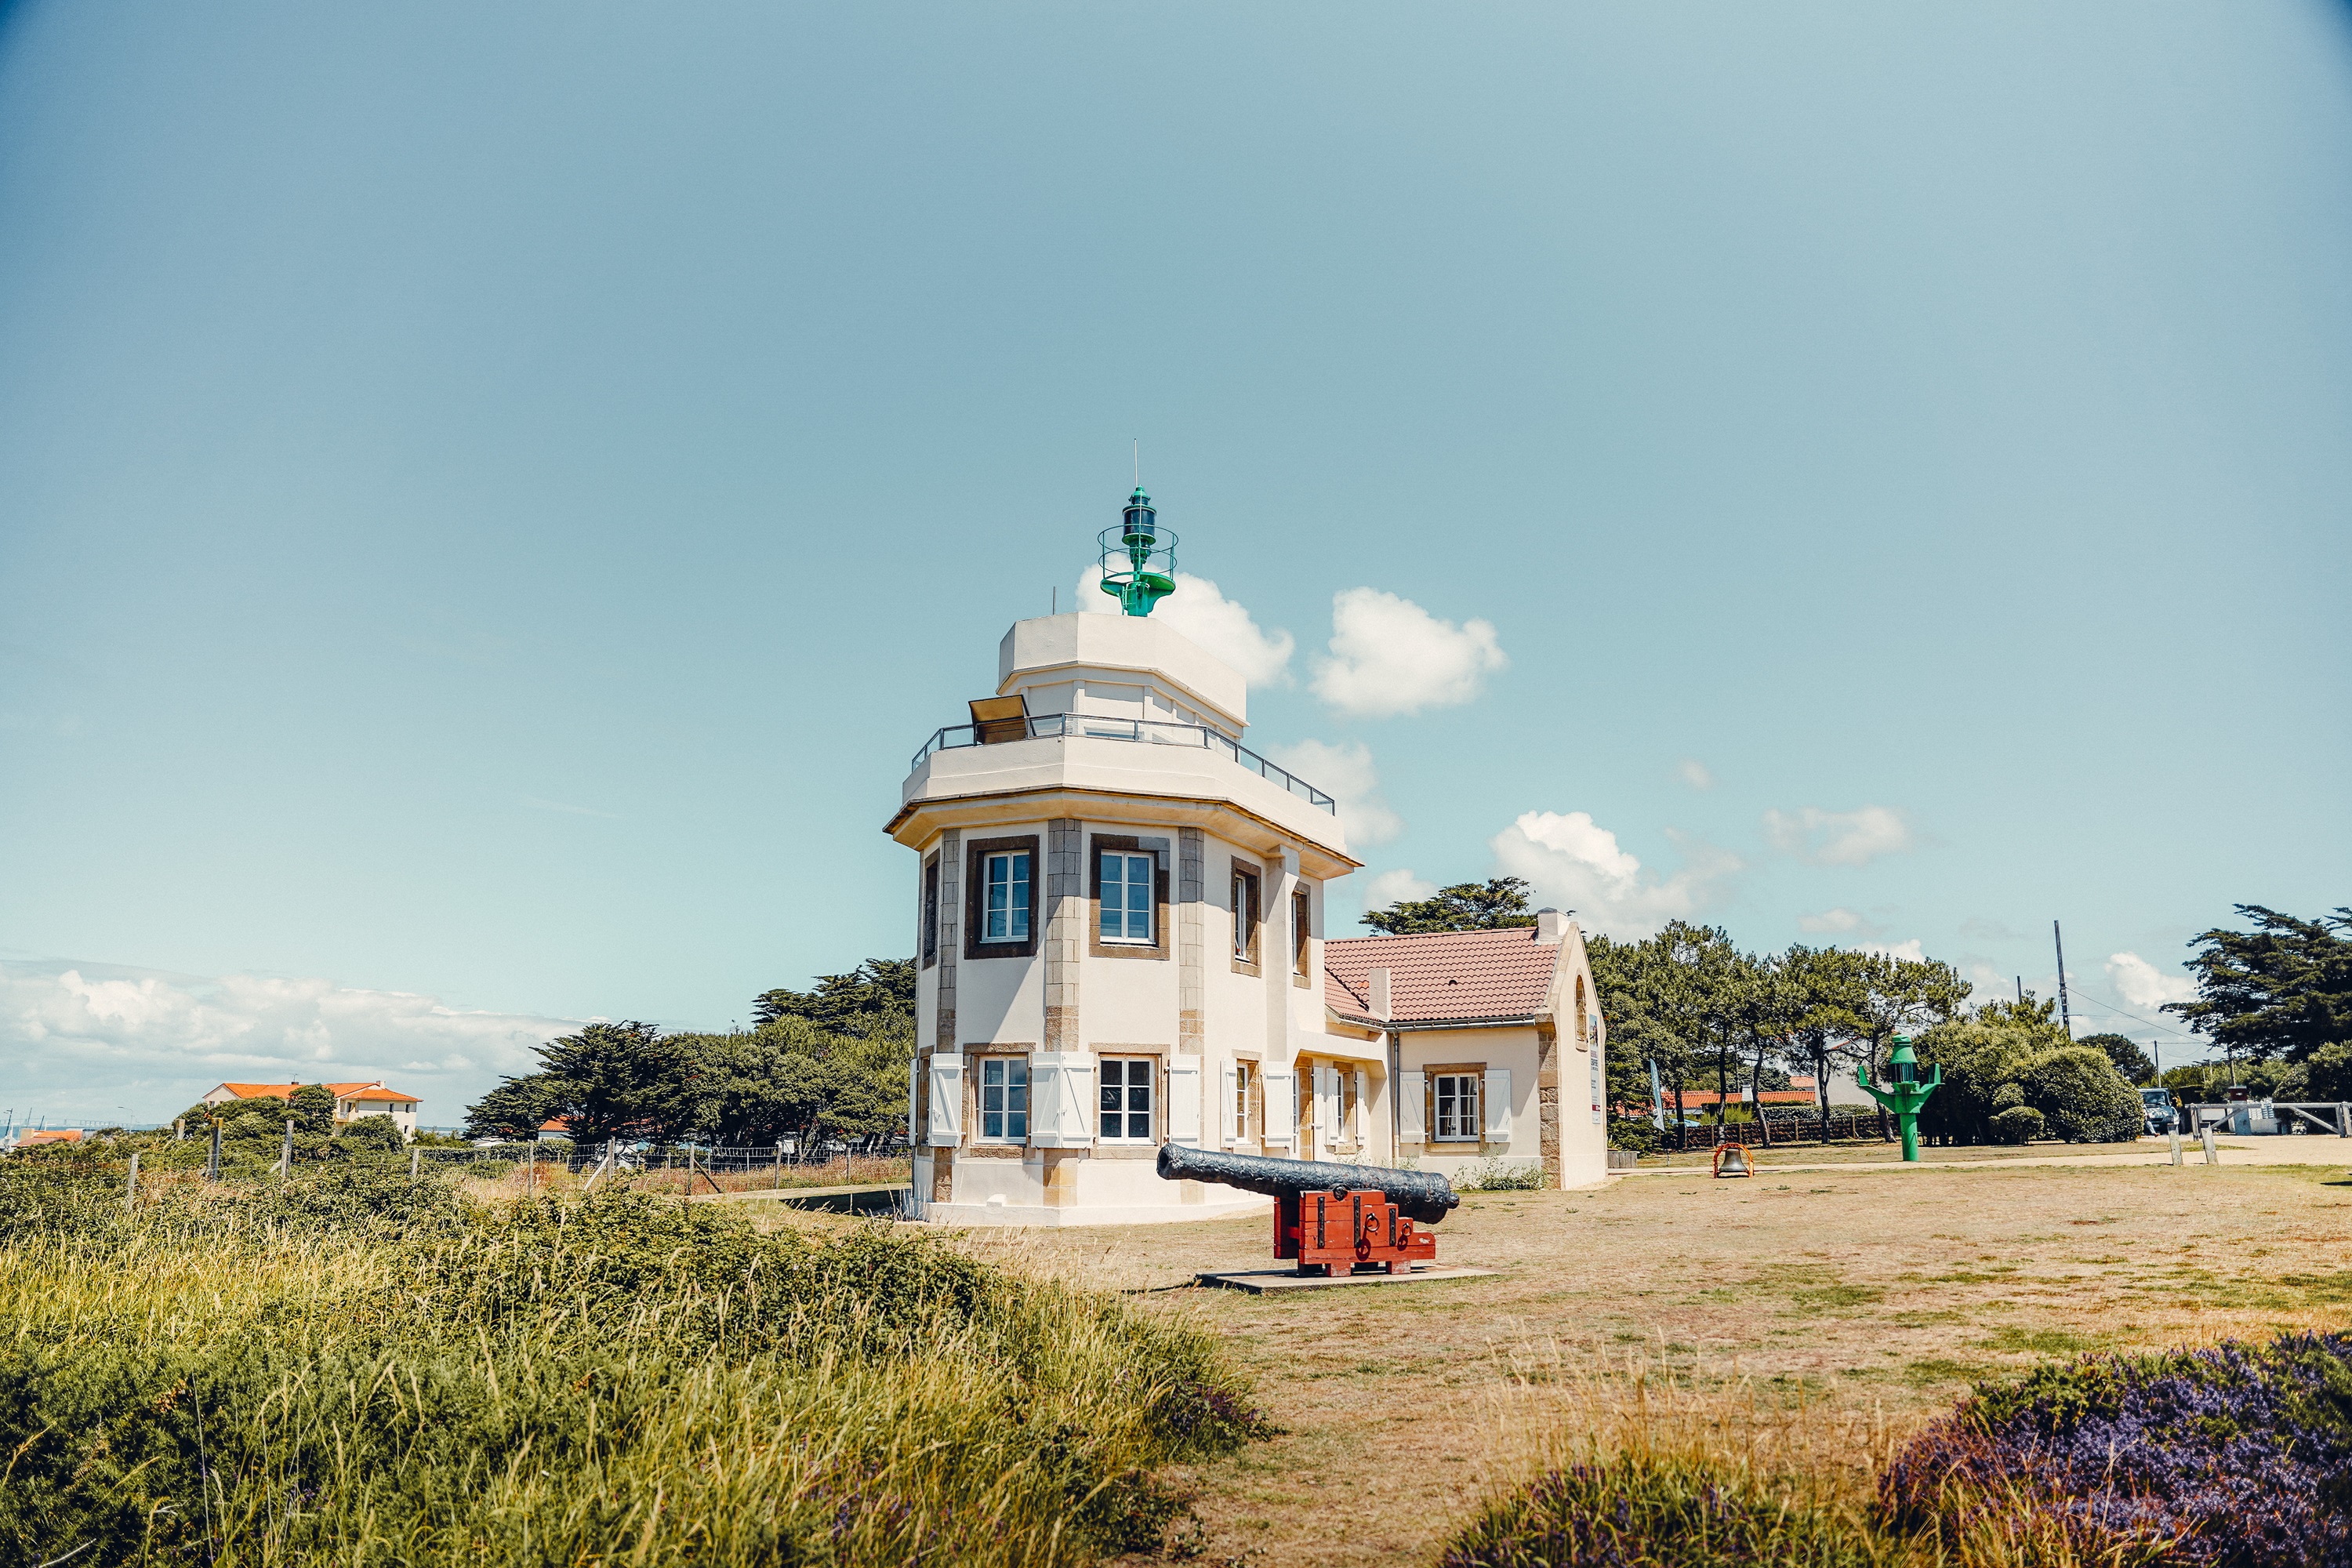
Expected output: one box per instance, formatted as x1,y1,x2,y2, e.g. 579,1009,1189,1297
911,713,1334,813
891,711,1356,873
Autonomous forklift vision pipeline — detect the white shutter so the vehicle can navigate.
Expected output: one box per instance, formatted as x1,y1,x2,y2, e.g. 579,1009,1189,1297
1313,1065,1335,1139
1353,1069,1368,1144
927,1054,964,1142
1030,1052,1095,1149
1029,1057,1059,1142
1399,1070,1426,1138
1221,1065,1240,1145
1483,1068,1512,1141
1264,1069,1295,1146
1167,1061,1203,1145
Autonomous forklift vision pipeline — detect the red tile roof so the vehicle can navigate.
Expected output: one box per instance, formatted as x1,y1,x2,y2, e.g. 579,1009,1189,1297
14,1129,84,1146
215,1082,298,1102
209,1080,417,1105
1323,928,1563,1027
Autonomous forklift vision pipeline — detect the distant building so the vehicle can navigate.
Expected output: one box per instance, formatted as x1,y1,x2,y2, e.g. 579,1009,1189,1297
198,1081,420,1136
6,1128,85,1151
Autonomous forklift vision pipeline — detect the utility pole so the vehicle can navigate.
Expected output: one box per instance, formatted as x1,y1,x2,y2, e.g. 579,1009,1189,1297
2053,920,2073,1039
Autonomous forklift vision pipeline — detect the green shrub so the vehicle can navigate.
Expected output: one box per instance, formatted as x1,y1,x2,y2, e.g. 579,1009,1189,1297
2306,1042,2352,1102
1608,1115,1661,1155
224,1110,281,1142
337,1113,406,1151
1915,1024,2045,1145
2023,1047,2143,1143
1987,1105,2043,1145
289,1082,336,1132
1457,1158,1547,1192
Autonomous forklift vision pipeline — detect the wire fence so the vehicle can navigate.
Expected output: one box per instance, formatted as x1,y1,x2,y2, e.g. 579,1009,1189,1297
416,1139,913,1196
1647,1109,1896,1152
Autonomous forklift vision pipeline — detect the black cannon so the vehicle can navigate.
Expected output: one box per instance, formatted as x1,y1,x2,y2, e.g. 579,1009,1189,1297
1156,1143,1457,1275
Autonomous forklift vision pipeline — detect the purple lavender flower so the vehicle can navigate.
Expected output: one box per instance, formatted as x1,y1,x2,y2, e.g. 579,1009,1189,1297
1882,1332,2352,1568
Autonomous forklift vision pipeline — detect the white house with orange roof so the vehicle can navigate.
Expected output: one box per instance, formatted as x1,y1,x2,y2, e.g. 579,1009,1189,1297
1322,910,1610,1191
198,1080,420,1137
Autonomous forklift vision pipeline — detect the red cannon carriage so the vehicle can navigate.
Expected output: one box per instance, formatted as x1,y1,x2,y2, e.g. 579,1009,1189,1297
1157,1143,1459,1277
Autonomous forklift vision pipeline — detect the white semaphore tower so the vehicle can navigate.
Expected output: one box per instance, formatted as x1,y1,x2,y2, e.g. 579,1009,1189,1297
888,488,1374,1224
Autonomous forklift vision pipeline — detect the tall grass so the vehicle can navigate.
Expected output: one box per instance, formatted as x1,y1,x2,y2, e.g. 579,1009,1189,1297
0,1153,1266,1567
1440,1345,2205,1568
1441,1347,1907,1568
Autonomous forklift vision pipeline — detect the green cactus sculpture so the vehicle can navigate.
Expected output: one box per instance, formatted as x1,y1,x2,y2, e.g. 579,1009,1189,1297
1857,1034,1940,1162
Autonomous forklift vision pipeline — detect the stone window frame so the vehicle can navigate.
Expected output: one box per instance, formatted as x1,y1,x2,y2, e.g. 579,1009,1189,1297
1295,1055,1369,1152
1229,859,1263,975
1425,1061,1486,1144
973,1051,1033,1145
920,854,941,968
1088,835,1171,962
1229,1054,1261,1148
1290,885,1313,988
1094,1047,1163,1149
964,834,1041,961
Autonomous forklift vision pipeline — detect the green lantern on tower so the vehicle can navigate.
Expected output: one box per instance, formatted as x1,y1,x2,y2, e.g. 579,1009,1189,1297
1097,488,1178,616
1857,1034,1940,1162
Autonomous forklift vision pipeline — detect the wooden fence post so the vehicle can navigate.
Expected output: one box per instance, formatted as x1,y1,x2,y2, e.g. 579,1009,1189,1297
125,1150,140,1214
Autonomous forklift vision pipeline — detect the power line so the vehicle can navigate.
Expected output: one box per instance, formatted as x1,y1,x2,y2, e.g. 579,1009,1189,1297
2064,991,2206,1041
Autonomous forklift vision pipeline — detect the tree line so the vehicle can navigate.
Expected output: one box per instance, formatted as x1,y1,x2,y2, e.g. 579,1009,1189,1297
1371,878,2147,1149
2158,904,2351,1105
463,959,916,1149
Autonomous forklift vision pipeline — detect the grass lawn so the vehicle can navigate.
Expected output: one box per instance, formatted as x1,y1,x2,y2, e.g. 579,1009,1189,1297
916,1156,2352,1567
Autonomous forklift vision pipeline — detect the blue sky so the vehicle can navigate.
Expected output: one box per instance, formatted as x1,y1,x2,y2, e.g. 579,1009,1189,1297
3,2,2347,1125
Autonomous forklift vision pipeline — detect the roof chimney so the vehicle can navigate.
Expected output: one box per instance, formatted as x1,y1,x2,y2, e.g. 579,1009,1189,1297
1535,907,1569,945
1368,967,1392,1022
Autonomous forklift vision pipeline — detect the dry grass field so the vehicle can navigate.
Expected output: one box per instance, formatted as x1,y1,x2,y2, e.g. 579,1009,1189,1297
901,1152,2352,1567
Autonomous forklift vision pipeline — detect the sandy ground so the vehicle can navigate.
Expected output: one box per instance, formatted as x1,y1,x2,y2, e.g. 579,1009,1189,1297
926,1151,2352,1568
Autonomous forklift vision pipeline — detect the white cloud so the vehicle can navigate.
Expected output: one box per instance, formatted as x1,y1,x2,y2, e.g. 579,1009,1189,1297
1762,805,1915,867
1798,907,1886,937
2107,952,2196,1011
1677,758,1715,789
1860,938,1926,962
1310,588,1506,718
1265,738,1402,846
1488,810,1741,940
1077,565,1294,686
1965,961,2012,1001
0,959,577,1126
1362,868,1438,913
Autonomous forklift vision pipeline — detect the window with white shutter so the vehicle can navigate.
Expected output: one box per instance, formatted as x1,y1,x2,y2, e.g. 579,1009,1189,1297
1432,1073,1480,1142
1399,1070,1426,1139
